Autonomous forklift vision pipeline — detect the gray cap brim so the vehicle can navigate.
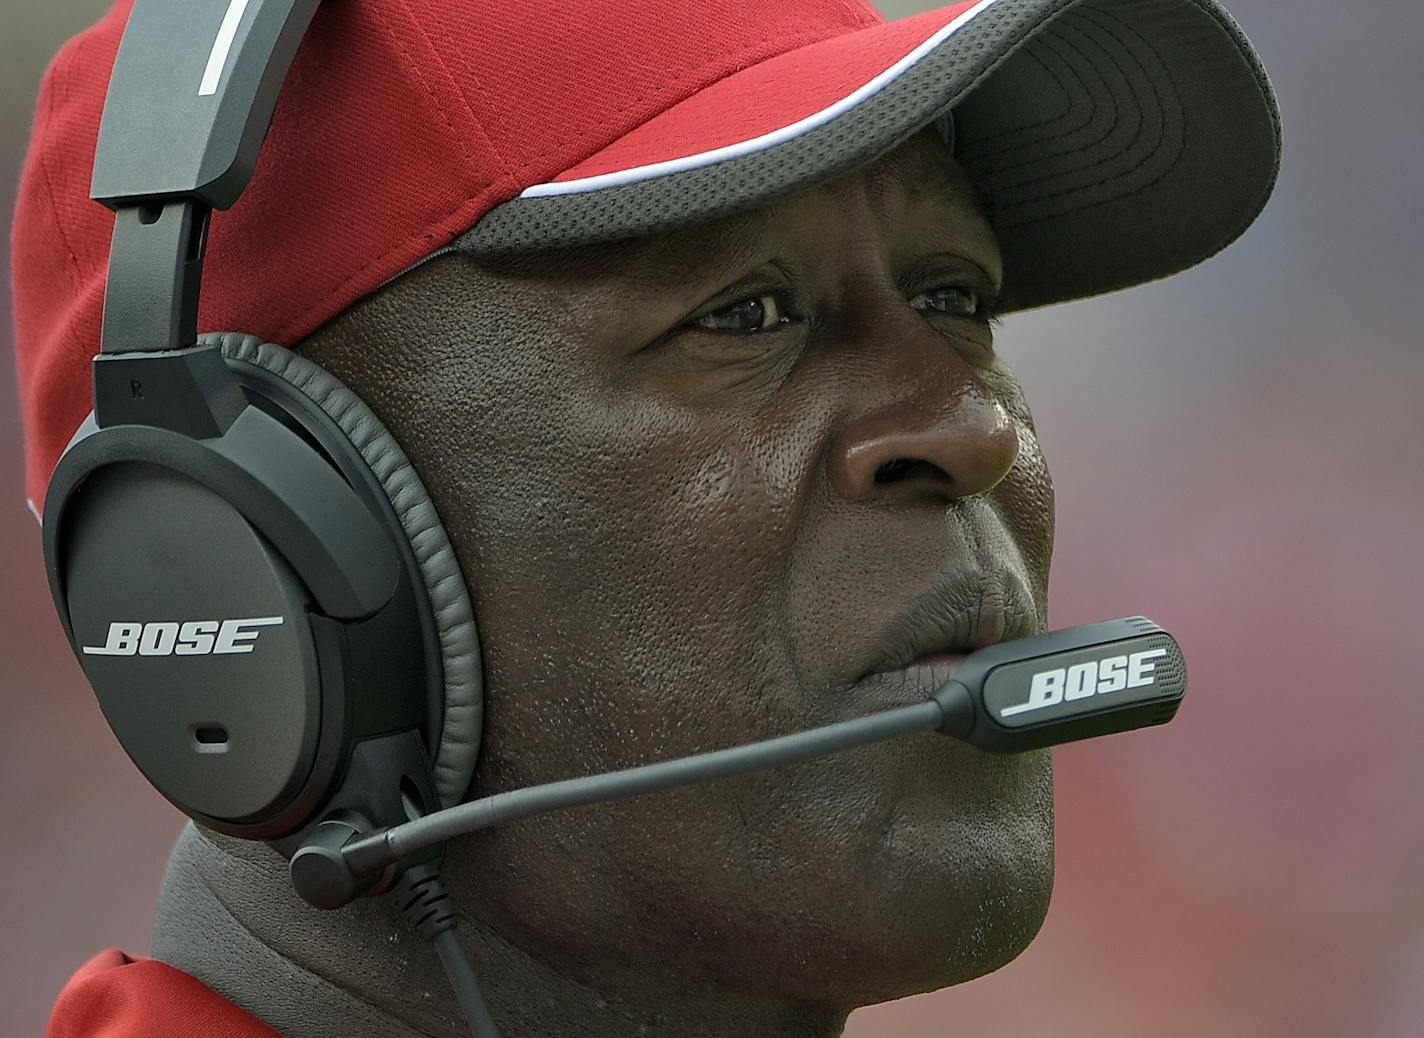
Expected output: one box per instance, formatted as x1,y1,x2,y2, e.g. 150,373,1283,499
452,0,1281,313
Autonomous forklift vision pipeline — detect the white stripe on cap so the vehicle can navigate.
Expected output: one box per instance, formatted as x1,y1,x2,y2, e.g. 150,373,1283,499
518,0,1001,199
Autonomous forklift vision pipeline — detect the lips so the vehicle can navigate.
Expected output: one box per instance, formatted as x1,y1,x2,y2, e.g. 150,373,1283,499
852,569,1041,702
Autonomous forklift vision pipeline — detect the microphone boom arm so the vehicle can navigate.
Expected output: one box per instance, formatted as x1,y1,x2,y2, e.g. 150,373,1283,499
341,699,949,878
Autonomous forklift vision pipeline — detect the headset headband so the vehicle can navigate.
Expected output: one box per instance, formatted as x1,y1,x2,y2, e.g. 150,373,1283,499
92,0,322,357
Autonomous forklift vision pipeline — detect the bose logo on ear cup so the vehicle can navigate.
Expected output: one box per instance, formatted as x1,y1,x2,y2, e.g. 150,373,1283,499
82,617,285,657
1000,649,1168,718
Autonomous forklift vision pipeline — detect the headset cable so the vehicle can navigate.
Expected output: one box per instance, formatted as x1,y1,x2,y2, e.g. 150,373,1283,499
393,860,502,1038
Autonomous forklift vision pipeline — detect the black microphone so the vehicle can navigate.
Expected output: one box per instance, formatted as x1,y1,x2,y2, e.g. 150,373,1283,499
931,615,1186,752
290,616,1184,910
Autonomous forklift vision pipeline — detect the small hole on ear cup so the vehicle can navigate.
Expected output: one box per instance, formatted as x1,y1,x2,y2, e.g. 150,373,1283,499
192,725,229,753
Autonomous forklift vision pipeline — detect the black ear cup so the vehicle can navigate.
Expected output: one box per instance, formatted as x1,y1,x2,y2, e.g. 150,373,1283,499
211,334,483,808
61,460,331,826
41,333,480,854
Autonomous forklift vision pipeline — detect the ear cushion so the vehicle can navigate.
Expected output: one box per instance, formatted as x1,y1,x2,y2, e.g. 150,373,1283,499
199,332,482,808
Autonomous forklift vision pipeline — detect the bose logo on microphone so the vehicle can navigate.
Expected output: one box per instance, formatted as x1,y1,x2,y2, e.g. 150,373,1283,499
82,617,285,657
1000,648,1168,718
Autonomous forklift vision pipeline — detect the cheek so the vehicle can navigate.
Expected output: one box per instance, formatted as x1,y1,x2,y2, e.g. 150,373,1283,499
994,418,1055,604
976,364,1055,606
453,399,811,789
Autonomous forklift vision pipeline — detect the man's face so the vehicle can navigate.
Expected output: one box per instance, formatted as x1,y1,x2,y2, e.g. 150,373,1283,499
304,128,1055,1008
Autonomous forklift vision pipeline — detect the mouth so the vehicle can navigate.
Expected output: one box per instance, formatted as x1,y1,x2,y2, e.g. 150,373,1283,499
851,570,1041,703
856,650,979,703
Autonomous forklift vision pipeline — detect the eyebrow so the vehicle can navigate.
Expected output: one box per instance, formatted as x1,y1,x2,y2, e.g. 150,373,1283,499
613,218,771,299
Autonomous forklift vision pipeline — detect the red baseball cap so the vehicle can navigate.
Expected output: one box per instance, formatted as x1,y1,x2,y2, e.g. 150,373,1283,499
11,0,1280,511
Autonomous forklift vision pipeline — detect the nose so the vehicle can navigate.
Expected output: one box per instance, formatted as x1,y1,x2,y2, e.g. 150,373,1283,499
827,377,1020,504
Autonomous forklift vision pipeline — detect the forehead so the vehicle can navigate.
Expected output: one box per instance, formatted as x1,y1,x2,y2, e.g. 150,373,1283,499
485,128,1001,294
855,127,990,228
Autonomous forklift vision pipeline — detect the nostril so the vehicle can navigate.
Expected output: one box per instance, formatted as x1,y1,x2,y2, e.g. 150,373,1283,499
874,458,946,484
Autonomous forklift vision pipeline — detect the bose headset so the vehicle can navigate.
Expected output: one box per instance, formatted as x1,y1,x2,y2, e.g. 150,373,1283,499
38,2,1188,1035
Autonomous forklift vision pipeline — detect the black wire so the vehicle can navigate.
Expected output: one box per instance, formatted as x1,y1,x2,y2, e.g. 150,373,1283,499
394,862,502,1038
433,928,502,1038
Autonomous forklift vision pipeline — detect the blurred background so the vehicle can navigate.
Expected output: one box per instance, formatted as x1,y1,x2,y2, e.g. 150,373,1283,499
3,1,1420,1035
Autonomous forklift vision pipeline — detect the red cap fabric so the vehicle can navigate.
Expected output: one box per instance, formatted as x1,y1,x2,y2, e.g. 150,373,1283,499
11,0,1280,510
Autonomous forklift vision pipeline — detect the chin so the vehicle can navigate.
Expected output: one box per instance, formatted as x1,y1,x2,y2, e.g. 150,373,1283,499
916,840,1055,996
865,826,1054,1006
818,754,1057,1008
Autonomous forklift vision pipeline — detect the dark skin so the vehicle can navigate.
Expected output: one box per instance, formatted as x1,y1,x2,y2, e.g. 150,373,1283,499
155,128,1056,1037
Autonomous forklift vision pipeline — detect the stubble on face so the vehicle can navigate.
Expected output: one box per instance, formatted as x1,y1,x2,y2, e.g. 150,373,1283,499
301,128,1055,1014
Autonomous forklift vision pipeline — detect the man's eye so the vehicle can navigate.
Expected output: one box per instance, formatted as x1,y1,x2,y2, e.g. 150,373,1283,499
693,294,789,333
910,285,984,319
